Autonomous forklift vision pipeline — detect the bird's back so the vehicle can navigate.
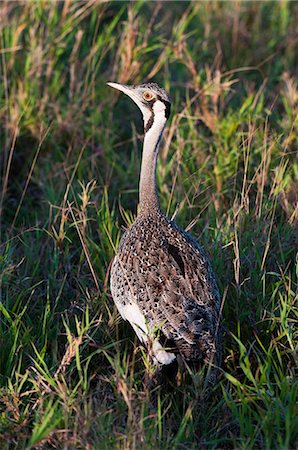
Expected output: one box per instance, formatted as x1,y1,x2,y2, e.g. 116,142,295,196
110,211,222,370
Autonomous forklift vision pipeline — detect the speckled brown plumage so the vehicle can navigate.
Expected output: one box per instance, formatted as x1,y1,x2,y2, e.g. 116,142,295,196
111,210,222,370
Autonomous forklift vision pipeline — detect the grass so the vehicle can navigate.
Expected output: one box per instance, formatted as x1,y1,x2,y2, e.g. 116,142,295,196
0,1,297,448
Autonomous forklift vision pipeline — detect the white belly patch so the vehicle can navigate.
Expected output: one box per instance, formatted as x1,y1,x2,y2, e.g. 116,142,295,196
117,300,176,365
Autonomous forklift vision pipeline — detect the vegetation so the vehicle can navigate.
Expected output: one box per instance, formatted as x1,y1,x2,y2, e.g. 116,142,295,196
0,1,297,448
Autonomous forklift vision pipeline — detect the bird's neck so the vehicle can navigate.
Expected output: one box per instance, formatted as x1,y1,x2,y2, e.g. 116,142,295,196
138,115,166,216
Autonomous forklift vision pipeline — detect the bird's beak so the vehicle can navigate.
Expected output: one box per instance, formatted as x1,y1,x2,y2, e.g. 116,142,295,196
107,82,130,93
107,81,148,120
107,82,138,101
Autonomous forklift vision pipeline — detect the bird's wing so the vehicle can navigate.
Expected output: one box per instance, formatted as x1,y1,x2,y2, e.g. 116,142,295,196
129,221,222,363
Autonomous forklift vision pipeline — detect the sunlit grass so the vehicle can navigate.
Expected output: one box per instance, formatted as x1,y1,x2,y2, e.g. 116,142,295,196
0,1,297,448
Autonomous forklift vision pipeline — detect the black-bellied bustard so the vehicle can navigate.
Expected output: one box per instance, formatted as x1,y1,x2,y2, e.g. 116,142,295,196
108,81,222,381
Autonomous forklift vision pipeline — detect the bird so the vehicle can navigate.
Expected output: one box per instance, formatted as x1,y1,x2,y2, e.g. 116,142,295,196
108,81,222,381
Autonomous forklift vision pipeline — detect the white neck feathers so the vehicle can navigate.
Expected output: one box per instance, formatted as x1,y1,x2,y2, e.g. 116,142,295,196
138,101,167,215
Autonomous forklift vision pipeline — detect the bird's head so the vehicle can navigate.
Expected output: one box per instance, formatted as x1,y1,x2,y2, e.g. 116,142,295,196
107,81,171,133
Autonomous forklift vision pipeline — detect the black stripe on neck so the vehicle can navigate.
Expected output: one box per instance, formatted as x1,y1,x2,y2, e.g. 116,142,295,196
157,95,171,119
164,100,171,119
145,112,154,133
144,97,171,133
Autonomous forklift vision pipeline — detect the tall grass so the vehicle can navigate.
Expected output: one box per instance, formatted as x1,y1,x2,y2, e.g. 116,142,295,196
0,1,297,448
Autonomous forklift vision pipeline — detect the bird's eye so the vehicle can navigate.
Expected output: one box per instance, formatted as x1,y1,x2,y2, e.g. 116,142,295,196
143,91,154,101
